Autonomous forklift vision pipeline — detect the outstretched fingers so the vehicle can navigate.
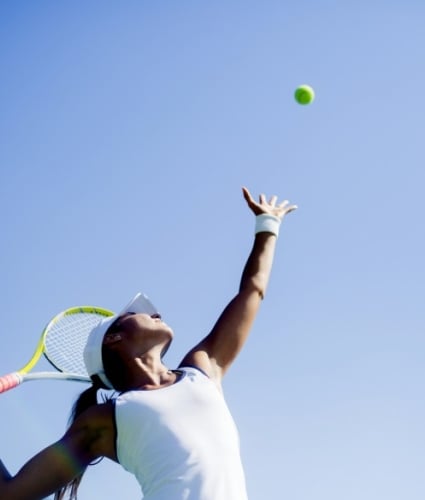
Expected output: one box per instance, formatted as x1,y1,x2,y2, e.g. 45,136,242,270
242,186,298,217
242,186,254,204
269,195,278,206
278,199,298,214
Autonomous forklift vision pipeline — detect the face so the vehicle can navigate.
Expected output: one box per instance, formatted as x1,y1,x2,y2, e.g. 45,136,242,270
104,312,174,353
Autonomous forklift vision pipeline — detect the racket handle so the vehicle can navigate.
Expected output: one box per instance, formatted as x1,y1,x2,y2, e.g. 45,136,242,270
0,373,23,393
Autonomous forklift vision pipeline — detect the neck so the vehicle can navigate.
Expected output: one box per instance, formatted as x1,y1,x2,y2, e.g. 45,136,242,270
131,368,178,391
125,354,176,390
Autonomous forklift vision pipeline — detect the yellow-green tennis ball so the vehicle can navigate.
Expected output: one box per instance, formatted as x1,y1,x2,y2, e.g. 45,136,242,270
294,85,315,105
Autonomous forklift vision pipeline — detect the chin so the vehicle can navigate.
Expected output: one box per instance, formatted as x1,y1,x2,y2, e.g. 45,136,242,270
163,323,174,337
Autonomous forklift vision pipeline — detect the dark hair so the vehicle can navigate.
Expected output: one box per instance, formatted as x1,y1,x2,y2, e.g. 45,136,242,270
101,342,130,392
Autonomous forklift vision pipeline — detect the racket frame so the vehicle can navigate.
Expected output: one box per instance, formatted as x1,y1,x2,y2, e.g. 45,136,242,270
0,305,114,394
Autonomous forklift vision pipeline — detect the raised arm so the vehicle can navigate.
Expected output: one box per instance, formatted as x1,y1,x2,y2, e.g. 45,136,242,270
180,186,297,384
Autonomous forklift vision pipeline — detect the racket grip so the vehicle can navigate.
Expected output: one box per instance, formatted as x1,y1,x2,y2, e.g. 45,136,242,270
0,373,23,393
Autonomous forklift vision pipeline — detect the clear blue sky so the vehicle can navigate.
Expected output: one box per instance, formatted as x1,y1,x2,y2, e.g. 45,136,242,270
1,1,424,499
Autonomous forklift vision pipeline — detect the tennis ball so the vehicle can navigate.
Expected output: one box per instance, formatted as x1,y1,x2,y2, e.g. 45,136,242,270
294,85,315,105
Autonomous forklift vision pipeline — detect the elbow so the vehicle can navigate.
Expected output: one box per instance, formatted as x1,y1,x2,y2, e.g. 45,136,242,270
240,277,266,300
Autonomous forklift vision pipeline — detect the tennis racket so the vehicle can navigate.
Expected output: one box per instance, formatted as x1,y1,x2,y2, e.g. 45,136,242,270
0,306,114,394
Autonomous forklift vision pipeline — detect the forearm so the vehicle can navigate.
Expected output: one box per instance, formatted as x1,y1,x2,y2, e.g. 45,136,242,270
239,232,277,299
0,441,85,500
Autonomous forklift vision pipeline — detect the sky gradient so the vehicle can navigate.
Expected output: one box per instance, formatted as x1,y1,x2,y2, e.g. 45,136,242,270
1,1,424,499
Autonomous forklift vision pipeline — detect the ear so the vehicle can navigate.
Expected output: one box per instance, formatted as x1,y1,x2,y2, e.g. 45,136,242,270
104,332,122,345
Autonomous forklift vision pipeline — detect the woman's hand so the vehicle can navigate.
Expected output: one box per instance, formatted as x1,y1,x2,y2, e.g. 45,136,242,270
242,186,297,221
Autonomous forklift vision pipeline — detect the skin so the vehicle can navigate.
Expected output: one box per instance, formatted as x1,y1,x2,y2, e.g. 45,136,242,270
0,186,297,500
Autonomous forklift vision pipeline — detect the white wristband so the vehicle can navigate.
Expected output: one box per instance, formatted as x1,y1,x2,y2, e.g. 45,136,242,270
255,214,281,237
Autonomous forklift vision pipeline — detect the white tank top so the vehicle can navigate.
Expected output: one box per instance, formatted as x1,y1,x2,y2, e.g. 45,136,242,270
114,366,248,500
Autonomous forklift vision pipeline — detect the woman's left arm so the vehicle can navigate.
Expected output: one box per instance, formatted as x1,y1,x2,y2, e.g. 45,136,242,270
180,187,297,383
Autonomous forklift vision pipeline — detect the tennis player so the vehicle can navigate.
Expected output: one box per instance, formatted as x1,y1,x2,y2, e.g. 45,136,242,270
0,187,297,500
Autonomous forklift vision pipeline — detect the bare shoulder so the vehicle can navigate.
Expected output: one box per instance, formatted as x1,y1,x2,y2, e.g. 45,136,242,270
70,400,114,429
63,400,117,462
179,350,223,390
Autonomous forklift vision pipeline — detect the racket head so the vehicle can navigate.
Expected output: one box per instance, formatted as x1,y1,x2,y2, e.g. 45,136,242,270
42,306,114,376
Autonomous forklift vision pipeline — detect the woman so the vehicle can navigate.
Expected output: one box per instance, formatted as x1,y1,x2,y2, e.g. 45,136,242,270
0,187,297,500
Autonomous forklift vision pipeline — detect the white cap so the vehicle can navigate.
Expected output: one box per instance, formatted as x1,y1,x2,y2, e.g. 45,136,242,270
83,292,158,388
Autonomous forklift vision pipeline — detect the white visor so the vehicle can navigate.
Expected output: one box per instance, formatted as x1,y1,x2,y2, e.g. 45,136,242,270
83,292,158,388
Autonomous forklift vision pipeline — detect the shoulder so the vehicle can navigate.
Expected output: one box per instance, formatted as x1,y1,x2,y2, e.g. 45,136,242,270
62,401,116,460
178,364,223,393
71,400,115,429
179,349,223,385
64,401,114,445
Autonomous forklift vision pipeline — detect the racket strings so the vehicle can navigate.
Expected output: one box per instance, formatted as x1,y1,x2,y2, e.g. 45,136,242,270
44,311,112,375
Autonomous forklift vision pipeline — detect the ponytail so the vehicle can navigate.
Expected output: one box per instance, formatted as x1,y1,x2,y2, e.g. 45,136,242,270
54,378,104,500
